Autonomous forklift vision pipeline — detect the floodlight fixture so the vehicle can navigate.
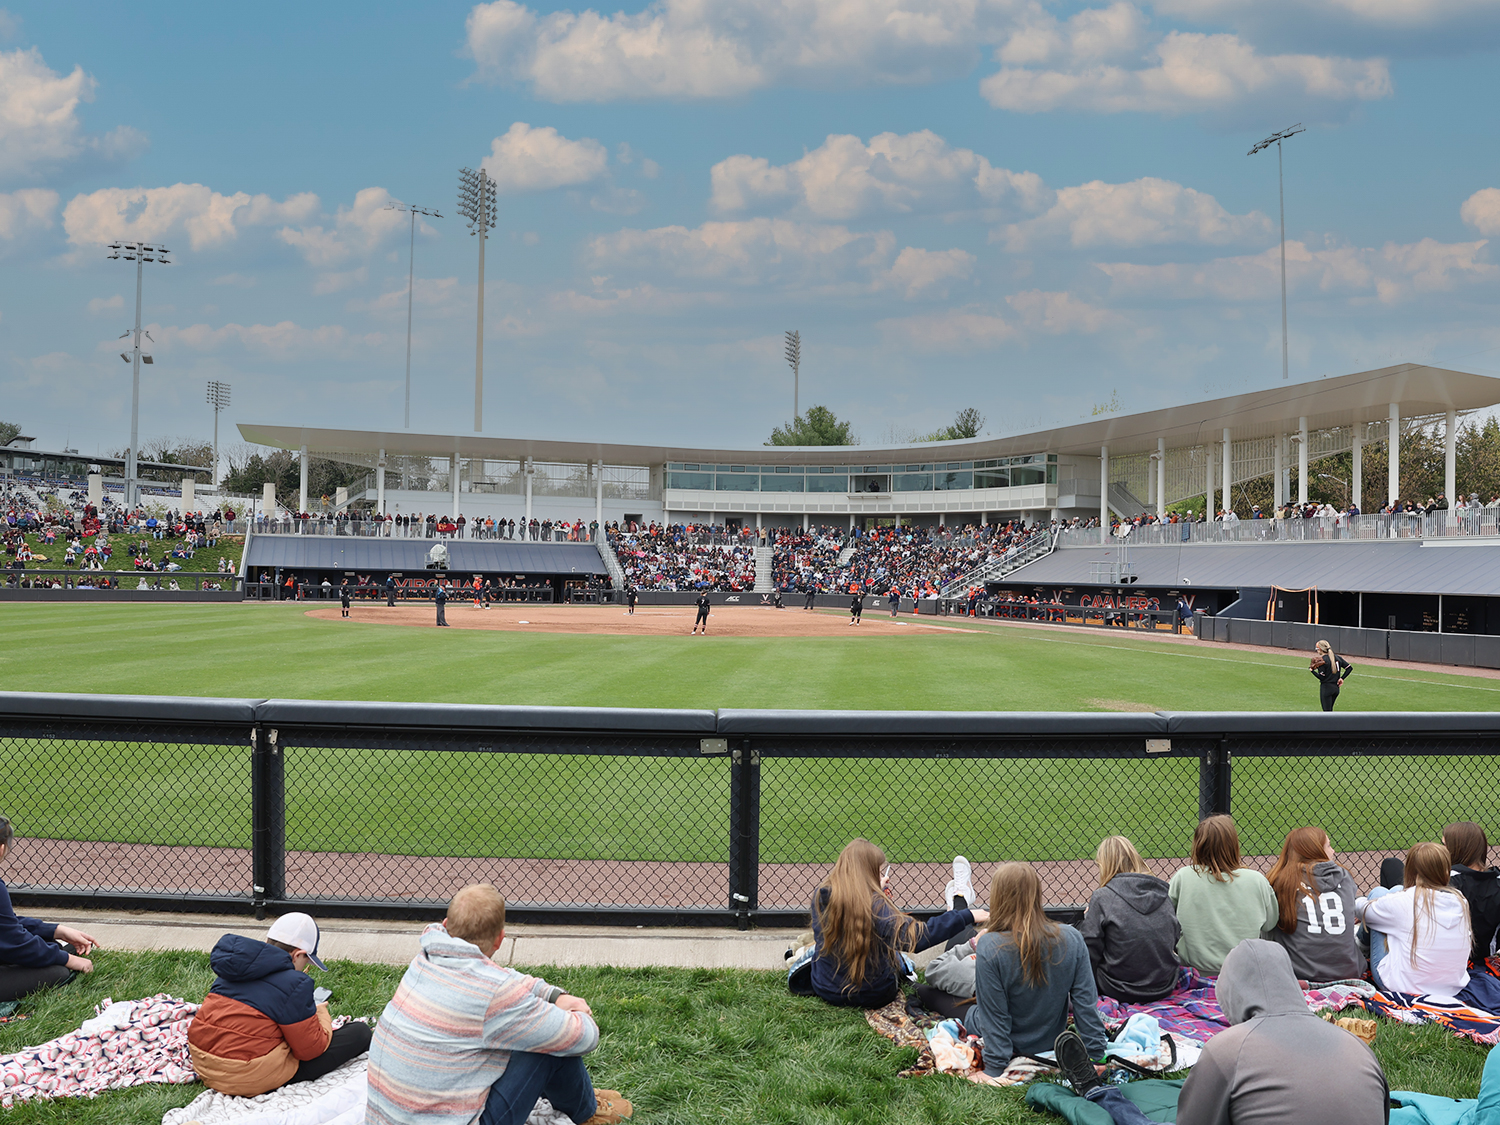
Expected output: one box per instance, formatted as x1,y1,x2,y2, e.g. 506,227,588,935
1248,124,1305,382
384,201,445,429
457,167,499,433
107,239,172,506
784,329,801,418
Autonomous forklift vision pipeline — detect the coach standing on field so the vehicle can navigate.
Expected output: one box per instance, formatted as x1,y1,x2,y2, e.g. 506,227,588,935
434,581,449,627
385,573,397,607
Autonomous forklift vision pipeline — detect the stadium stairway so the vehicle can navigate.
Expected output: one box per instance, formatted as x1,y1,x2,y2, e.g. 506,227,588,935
753,544,774,592
1108,482,1148,519
596,534,627,592
836,544,857,566
940,526,1060,596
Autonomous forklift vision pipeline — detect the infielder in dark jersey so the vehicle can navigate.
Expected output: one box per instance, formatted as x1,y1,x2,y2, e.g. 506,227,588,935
692,592,711,634
339,580,351,618
849,589,864,626
627,584,638,614
803,583,816,610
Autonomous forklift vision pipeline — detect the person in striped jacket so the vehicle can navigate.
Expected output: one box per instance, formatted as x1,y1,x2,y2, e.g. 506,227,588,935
365,884,631,1125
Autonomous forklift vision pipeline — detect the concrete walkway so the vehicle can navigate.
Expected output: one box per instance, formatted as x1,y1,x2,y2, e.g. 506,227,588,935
43,908,810,971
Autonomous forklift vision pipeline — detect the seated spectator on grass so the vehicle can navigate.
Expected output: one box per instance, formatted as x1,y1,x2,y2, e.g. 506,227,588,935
366,883,631,1125
1442,822,1500,965
186,911,370,1096
1169,815,1278,975
810,839,986,1009
1263,826,1364,983
1357,842,1471,998
1076,836,1180,1002
0,815,100,1002
966,863,1108,1084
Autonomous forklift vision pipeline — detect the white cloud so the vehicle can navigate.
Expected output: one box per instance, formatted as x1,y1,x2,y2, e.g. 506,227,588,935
482,122,609,192
1156,0,1490,22
1000,176,1270,249
1006,289,1121,333
465,0,1008,102
883,246,975,296
63,183,319,249
276,187,411,266
983,14,1392,116
710,130,1050,220
879,306,1017,350
1096,237,1495,304
1461,189,1500,237
158,320,383,359
86,293,122,315
0,186,55,237
0,47,141,181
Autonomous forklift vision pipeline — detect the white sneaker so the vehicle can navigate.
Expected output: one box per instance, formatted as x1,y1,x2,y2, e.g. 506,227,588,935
951,855,974,908
944,878,961,911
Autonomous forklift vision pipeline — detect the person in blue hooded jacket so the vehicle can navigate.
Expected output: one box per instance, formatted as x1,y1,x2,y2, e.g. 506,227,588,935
0,815,101,1002
186,912,371,1096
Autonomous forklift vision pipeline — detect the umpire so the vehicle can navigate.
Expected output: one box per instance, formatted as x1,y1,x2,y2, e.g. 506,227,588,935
434,580,449,627
384,573,397,607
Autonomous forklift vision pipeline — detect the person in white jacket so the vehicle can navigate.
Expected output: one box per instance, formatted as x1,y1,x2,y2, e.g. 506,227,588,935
1357,841,1472,999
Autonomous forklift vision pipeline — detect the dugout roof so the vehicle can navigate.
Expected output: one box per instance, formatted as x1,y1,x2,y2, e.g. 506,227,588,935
1012,539,1500,598
244,538,606,575
238,363,1500,467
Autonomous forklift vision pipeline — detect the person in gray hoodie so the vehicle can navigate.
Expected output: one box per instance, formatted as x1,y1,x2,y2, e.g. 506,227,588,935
1176,940,1389,1125
1262,826,1365,983
1076,836,1181,1002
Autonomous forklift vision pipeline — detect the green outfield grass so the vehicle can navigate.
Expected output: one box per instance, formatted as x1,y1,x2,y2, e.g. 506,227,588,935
3,603,1498,867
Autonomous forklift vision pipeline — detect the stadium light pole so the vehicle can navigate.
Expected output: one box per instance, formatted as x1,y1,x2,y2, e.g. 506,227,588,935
384,201,443,429
1248,124,1305,381
784,329,801,419
457,167,497,433
107,240,171,508
206,380,231,487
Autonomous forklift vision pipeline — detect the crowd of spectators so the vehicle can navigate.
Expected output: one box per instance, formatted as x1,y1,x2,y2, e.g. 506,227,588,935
606,521,758,592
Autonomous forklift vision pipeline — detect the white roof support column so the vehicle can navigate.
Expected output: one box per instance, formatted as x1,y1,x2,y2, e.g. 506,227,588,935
450,453,460,521
1207,443,1216,519
1100,444,1109,544
1388,403,1400,507
594,460,603,533
524,457,533,523
1222,428,1232,515
1352,435,1363,511
1156,437,1167,518
298,444,308,517
1297,416,1309,506
1445,408,1458,511
1273,435,1283,508
376,448,386,517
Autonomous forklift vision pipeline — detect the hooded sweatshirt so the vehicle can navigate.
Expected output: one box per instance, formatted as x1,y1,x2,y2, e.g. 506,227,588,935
1450,865,1500,964
1176,940,1389,1125
1076,872,1181,1002
187,935,332,1096
1360,885,1471,999
1261,860,1366,984
809,889,974,1008
1168,866,1279,975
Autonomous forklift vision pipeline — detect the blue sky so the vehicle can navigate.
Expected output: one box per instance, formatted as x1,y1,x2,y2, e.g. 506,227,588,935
3,0,1500,459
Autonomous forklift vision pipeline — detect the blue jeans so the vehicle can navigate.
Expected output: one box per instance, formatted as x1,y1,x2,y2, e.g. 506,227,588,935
478,1051,596,1125
1086,1085,1156,1125
1363,885,1393,988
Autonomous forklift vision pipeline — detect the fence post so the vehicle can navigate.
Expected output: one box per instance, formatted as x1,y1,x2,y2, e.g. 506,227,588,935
727,740,761,931
251,726,286,918
1197,738,1232,820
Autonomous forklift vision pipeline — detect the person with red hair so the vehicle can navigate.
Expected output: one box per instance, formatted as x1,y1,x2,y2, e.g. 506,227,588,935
1264,826,1364,983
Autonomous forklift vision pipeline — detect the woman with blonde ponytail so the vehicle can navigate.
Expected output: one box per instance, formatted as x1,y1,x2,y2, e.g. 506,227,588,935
1357,842,1471,997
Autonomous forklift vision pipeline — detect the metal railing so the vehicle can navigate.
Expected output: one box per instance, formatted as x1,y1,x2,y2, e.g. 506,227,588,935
4,693,1495,928
940,529,1057,595
247,518,596,542
1055,510,1500,549
2,569,241,592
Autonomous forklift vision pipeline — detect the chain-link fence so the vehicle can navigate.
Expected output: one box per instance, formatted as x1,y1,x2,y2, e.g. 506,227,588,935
2,695,1496,926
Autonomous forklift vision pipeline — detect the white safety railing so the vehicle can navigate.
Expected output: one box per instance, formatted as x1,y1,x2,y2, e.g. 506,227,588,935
1053,509,1500,549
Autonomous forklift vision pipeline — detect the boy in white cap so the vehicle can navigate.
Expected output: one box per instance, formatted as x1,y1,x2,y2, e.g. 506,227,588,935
187,912,371,1096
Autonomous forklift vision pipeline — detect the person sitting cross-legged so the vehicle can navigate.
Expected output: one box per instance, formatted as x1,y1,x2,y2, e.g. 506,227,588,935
366,883,632,1125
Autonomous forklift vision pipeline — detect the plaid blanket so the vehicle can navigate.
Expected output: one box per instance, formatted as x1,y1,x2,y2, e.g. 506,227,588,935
1096,967,1374,1043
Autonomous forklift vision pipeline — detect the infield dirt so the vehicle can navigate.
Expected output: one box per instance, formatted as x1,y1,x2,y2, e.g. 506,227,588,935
302,602,969,637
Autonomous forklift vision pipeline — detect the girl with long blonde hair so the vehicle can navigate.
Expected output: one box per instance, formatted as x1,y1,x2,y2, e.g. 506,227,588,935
1358,842,1472,997
1077,836,1180,1002
809,839,986,1008
966,863,1108,1084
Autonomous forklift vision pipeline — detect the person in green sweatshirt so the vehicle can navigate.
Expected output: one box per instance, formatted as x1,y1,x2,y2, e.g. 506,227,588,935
1168,815,1278,975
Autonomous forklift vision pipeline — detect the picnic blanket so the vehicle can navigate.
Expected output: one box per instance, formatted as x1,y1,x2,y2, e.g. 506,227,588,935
1357,959,1500,1048
161,1057,580,1125
1096,966,1375,1042
0,994,198,1108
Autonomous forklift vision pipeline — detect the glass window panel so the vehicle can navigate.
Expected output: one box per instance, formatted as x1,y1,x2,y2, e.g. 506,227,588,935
974,470,1009,489
683,463,700,471
934,470,972,490
760,473,805,492
773,465,794,474
893,473,932,491
1047,463,1057,485
667,472,713,490
717,474,758,491
806,474,848,492
1011,466,1045,486
818,465,848,473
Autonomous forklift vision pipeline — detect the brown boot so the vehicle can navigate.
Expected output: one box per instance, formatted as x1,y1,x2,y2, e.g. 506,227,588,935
578,1089,633,1123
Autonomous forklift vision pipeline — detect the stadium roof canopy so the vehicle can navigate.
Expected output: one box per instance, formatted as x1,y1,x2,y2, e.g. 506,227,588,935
240,363,1500,467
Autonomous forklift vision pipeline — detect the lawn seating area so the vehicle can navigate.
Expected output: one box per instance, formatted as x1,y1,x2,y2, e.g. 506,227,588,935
9,532,242,576
0,949,1489,1124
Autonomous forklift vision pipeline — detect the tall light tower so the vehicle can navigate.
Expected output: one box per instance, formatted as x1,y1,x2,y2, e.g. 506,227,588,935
784,329,801,419
206,380,231,486
1248,124,1305,381
107,240,171,507
457,167,497,433
383,201,443,429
